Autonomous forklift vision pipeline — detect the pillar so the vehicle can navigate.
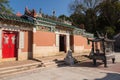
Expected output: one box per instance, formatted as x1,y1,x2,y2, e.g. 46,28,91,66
55,32,59,47
66,34,70,52
18,32,26,60
32,27,36,58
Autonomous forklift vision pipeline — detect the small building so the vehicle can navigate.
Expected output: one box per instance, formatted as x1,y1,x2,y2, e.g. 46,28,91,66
0,8,94,62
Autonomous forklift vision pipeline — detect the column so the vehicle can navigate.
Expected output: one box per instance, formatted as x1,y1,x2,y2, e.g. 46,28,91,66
18,32,25,60
56,33,59,47
33,27,36,58
66,34,70,52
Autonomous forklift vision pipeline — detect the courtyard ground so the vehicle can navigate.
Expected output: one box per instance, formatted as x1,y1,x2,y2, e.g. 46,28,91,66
0,53,120,80
0,65,120,80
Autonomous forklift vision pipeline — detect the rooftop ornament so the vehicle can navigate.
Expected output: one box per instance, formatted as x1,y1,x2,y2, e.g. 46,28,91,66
24,7,37,18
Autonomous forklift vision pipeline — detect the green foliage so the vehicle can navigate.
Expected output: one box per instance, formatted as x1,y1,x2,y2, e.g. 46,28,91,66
70,13,85,26
0,0,13,14
105,26,116,37
58,15,71,21
98,0,120,26
69,0,120,37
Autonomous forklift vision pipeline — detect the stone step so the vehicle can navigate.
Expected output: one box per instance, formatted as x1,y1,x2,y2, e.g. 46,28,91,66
41,55,90,67
42,60,66,67
0,62,42,77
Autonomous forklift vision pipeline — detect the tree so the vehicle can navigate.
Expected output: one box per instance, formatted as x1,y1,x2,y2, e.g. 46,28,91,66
98,0,120,26
69,0,102,33
70,13,85,27
58,15,70,21
97,0,120,37
0,0,13,14
69,0,120,37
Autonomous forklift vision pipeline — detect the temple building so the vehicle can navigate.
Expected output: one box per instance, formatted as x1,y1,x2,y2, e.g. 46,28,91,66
0,8,93,62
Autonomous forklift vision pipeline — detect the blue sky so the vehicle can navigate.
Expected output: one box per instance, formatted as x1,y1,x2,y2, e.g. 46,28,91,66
9,0,74,17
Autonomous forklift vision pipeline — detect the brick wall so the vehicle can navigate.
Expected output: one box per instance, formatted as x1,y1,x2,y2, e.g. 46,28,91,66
73,35,92,53
22,31,33,52
74,35,85,46
74,35,91,48
33,31,56,46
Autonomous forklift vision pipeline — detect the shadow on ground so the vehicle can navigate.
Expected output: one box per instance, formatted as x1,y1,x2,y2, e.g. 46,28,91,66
74,61,103,67
53,58,118,69
53,58,104,68
84,72,120,80
53,59,120,80
31,58,42,62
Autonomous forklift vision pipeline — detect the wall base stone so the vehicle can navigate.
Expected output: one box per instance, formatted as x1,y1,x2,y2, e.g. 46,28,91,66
73,46,84,53
1,58,16,62
33,46,59,58
18,49,28,61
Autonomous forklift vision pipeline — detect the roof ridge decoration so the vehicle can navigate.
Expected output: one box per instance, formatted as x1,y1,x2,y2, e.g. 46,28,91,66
36,17,75,29
24,7,37,18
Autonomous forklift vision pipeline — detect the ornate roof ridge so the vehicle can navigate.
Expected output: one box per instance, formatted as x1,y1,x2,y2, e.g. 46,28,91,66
36,17,76,28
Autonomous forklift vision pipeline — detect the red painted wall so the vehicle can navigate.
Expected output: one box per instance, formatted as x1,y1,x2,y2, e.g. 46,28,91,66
33,31,55,46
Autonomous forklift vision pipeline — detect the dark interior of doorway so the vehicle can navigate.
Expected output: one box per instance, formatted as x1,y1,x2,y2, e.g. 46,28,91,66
59,35,66,52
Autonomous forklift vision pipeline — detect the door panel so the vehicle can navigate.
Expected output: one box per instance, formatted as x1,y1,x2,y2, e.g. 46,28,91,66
10,33,16,57
2,33,10,58
2,31,17,58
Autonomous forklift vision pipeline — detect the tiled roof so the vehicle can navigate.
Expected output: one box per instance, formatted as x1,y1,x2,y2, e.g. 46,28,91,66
0,14,34,24
0,13,94,38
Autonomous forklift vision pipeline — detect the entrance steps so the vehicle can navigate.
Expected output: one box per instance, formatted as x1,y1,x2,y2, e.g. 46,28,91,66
0,54,66,77
37,53,89,67
41,59,66,67
35,54,66,67
0,61,42,77
0,53,90,77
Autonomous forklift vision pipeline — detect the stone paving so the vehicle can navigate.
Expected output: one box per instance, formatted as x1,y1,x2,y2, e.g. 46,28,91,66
0,66,120,80
0,53,120,80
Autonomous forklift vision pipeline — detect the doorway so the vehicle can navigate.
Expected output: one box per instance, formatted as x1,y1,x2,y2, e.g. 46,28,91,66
2,31,18,58
70,35,74,52
59,34,66,52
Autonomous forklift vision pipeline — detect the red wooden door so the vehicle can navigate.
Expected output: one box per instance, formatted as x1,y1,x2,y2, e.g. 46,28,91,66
2,31,17,58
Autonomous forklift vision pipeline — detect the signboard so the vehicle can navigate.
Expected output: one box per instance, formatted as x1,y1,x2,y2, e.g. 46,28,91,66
56,28,72,34
19,32,24,49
